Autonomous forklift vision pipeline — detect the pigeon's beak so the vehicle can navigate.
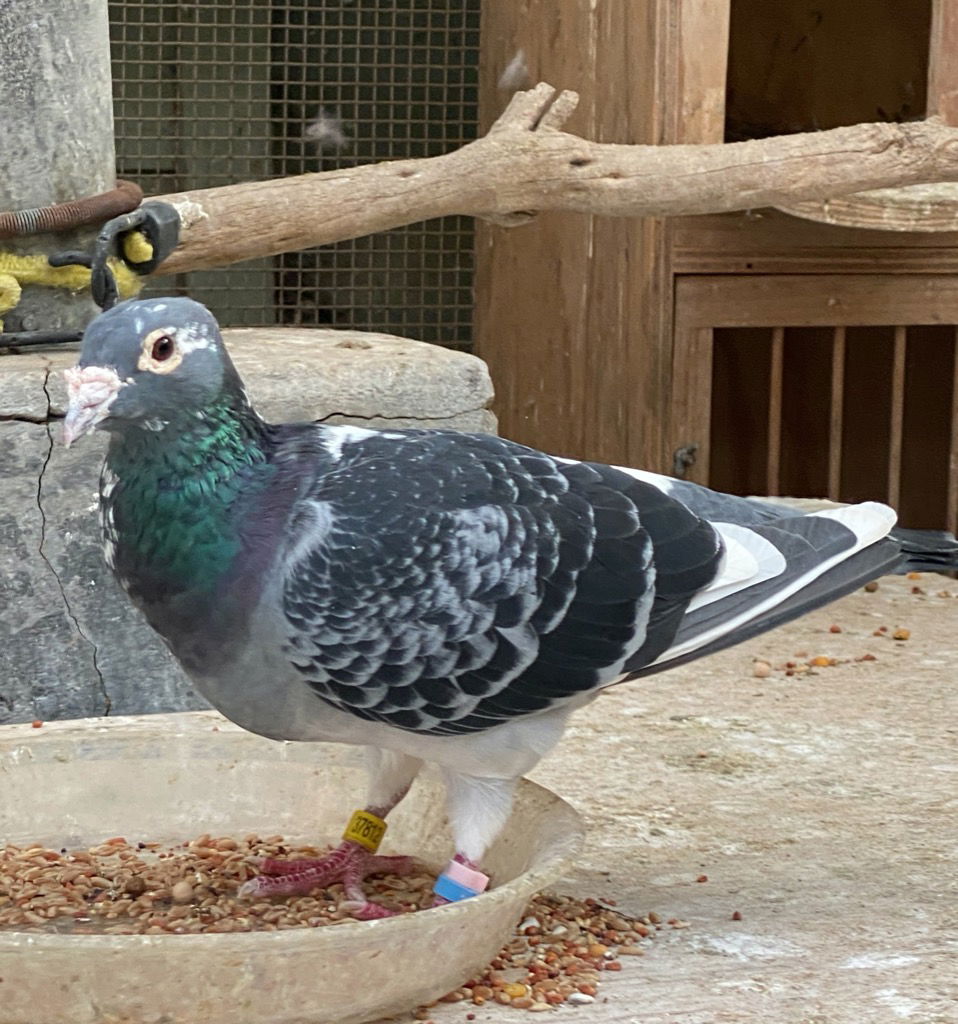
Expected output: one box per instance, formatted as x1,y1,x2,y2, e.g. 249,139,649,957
63,366,124,447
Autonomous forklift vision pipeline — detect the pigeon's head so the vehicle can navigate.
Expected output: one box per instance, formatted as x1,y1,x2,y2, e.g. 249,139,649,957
63,297,240,446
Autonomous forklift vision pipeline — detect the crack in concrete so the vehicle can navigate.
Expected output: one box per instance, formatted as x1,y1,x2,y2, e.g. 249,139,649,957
0,411,65,425
316,408,492,425
34,362,111,716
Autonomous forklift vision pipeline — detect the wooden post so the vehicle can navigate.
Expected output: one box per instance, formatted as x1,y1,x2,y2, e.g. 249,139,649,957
474,0,730,469
928,0,958,126
474,0,675,466
0,0,116,332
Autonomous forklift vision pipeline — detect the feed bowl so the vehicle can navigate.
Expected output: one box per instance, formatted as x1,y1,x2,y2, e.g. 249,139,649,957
0,712,583,1024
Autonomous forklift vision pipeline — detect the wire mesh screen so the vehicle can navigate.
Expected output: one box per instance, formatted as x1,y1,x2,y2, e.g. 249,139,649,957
108,1,481,347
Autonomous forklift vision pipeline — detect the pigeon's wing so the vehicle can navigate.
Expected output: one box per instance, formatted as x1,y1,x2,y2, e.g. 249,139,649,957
638,472,958,576
611,468,903,674
891,526,958,573
277,428,721,736
276,429,900,737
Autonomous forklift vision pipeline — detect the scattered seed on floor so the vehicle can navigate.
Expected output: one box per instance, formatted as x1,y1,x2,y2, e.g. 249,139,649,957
424,891,665,1012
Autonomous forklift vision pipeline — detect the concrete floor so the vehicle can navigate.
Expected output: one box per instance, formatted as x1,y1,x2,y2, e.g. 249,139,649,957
391,573,957,1024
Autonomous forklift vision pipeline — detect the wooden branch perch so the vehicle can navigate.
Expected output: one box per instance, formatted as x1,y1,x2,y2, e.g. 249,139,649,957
150,82,958,276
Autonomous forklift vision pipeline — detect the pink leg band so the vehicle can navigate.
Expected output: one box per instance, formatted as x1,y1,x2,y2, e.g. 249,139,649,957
442,859,489,893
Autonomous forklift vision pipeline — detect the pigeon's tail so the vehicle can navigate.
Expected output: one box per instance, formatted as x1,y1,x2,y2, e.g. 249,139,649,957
628,502,903,678
890,527,958,575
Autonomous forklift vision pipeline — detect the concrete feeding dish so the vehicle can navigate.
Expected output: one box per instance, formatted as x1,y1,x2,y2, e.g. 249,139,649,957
0,712,583,1024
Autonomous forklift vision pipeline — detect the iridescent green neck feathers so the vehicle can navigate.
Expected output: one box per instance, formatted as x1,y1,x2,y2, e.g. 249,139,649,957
103,394,271,598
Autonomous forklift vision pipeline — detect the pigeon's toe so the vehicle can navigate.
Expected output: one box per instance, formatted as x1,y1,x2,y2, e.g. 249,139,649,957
238,841,417,917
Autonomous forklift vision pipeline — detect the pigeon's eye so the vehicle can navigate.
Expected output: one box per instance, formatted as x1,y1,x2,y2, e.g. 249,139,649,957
151,335,175,362
139,327,183,374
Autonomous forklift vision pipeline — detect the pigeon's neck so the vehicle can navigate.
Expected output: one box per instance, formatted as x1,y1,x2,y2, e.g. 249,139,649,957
103,391,273,599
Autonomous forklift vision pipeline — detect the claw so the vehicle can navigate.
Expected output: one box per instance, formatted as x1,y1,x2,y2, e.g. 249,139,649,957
237,840,418,919
339,899,398,921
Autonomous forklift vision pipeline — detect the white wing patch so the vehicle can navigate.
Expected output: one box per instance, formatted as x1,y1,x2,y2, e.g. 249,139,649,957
612,465,676,494
285,500,335,567
551,458,677,498
322,425,407,459
806,502,898,554
322,425,379,459
652,502,897,667
686,522,786,612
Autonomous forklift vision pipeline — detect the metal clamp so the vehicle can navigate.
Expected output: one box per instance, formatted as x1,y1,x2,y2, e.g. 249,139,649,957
56,200,181,310
0,201,180,351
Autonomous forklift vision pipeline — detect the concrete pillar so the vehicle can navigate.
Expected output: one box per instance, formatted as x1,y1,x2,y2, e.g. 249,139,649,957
0,0,116,332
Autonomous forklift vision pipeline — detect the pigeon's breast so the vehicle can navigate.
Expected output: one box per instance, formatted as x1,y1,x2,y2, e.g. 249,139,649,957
180,598,361,743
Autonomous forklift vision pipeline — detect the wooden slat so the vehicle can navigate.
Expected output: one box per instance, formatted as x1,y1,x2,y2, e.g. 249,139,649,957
588,0,671,466
887,326,908,509
474,0,597,459
673,0,730,145
475,0,704,470
675,275,958,329
929,0,958,126
827,326,846,501
669,327,714,485
672,210,958,276
949,328,958,535
766,328,785,495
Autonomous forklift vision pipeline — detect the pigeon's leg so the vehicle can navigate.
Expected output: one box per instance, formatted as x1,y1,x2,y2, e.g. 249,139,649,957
432,771,518,906
239,749,423,919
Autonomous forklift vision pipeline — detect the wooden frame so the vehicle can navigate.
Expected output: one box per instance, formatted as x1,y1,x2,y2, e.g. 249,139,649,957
928,0,958,125
670,276,958,532
475,0,958,532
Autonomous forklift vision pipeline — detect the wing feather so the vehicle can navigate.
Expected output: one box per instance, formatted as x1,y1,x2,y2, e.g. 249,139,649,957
273,427,897,736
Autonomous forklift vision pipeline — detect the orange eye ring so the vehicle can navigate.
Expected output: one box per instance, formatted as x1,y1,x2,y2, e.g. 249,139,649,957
138,327,182,373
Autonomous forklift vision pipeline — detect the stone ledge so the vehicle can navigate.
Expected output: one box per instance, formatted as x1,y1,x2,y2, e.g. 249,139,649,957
6,326,496,430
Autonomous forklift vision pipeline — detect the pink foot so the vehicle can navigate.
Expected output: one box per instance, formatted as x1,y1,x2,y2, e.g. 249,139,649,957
238,840,417,920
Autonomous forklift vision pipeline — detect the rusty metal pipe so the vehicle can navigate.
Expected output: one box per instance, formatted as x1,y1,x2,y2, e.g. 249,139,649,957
0,179,142,240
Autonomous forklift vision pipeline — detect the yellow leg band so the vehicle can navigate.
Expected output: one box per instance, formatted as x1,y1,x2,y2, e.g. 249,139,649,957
342,809,387,853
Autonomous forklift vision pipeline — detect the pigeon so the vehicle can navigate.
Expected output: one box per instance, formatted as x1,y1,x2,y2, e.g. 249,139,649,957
65,296,912,918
